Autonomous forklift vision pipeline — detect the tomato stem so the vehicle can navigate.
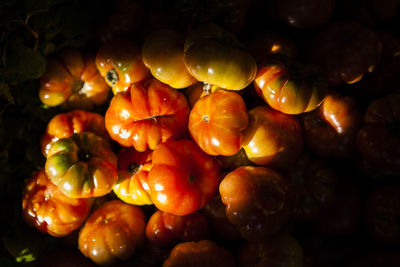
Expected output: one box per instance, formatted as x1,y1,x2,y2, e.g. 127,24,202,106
106,69,119,86
203,83,212,95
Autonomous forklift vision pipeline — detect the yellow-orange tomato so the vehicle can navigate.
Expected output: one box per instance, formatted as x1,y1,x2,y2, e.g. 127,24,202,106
183,82,220,108
142,29,197,89
254,60,327,115
189,90,248,156
242,106,303,169
22,169,92,237
95,39,150,94
113,148,153,205
105,79,190,151
39,49,110,109
78,200,146,265
184,23,257,91
40,110,107,157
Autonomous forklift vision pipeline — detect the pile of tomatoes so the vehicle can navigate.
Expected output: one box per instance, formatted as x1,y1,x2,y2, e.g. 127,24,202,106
21,0,400,266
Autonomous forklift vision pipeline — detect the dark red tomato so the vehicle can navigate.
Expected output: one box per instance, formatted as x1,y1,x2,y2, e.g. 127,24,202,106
365,185,400,243
301,93,363,159
309,20,382,86
162,240,235,267
145,210,210,248
277,0,334,29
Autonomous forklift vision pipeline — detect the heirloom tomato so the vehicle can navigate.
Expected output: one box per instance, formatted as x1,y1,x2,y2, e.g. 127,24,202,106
189,90,248,156
146,210,210,248
254,59,327,115
105,79,190,151
95,39,150,94
22,169,92,237
113,148,153,205
284,152,337,221
183,82,220,108
162,240,235,267
39,49,110,109
242,106,303,169
238,235,303,267
277,0,334,29
40,110,107,157
78,200,146,265
216,148,253,170
301,93,362,159
356,93,400,174
142,29,197,89
148,139,220,216
365,185,400,244
184,23,257,91
219,166,291,241
309,20,382,86
45,132,118,198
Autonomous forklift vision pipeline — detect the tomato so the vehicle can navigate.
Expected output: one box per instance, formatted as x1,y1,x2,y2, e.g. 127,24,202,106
39,49,110,109
365,184,400,244
40,110,107,157
183,82,220,108
219,166,291,241
105,78,190,151
283,152,337,221
22,169,92,237
277,0,334,28
202,195,242,240
301,93,363,159
95,38,150,94
254,59,327,115
113,148,153,205
216,148,253,170
188,90,248,156
356,93,400,174
96,0,144,44
184,23,257,91
146,210,210,248
309,20,382,86
238,235,303,267
162,240,235,267
148,139,220,216
242,106,303,169
78,200,146,265
45,132,118,198
142,29,197,89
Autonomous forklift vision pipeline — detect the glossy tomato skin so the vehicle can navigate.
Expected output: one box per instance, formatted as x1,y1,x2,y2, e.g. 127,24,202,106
365,185,400,244
301,93,363,159
105,78,190,152
356,93,400,174
39,49,110,109
162,240,235,267
22,169,93,237
309,20,382,86
284,152,337,221
254,60,327,115
45,132,118,198
242,106,303,169
142,29,197,89
219,166,291,241
40,110,107,157
146,210,210,248
238,235,303,267
78,200,146,265
113,148,153,205
95,39,150,94
277,0,334,29
189,90,248,156
184,23,257,91
148,139,220,216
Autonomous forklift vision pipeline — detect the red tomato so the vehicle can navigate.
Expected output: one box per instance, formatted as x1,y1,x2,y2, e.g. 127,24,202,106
78,200,146,265
188,90,248,156
146,210,210,248
22,169,92,237
148,139,220,216
105,78,190,151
